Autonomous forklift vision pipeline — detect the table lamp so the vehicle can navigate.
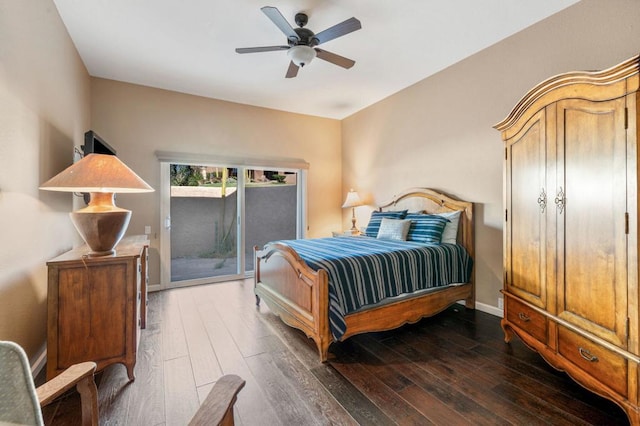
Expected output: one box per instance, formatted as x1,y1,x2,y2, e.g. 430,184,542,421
40,153,154,256
341,189,363,233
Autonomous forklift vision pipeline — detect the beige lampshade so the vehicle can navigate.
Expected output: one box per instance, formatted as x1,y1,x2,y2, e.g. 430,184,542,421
40,153,154,256
342,189,363,232
39,153,154,193
341,189,363,208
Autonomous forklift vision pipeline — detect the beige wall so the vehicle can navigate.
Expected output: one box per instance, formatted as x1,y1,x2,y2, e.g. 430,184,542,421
342,0,640,309
0,1,90,360
89,79,342,285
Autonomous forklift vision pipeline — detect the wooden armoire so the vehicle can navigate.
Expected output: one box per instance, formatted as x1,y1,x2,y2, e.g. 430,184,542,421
495,54,640,424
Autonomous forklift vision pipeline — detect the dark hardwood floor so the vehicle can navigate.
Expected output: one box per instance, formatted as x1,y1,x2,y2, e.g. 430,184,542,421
43,279,630,425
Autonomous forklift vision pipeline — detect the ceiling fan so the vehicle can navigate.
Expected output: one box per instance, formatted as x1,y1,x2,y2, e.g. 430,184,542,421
235,6,362,78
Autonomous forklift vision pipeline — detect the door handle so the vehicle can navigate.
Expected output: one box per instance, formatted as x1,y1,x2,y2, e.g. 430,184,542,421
537,188,547,213
555,187,566,214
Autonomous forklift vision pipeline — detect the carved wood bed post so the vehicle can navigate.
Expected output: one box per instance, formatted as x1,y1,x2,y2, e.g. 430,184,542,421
314,269,330,362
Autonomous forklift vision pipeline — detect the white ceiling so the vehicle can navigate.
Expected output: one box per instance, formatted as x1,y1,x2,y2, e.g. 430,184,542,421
52,0,580,120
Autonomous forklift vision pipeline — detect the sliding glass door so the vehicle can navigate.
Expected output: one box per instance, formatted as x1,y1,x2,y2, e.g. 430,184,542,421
169,164,240,283
159,155,306,289
245,169,299,271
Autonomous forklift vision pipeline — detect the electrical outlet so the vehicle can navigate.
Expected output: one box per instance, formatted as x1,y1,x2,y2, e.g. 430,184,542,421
498,297,504,310
145,225,151,235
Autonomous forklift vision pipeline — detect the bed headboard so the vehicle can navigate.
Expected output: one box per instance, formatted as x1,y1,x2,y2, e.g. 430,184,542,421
378,188,474,258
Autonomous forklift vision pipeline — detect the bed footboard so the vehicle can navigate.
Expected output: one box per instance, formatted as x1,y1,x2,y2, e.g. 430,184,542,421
254,243,332,361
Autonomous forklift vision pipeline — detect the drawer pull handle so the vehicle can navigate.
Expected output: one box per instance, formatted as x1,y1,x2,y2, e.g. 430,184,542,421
579,347,599,363
518,312,530,322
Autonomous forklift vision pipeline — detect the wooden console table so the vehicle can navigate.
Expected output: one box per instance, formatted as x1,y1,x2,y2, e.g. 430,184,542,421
46,236,149,381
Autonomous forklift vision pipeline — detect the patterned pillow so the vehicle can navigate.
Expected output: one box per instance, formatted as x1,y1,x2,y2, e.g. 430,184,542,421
364,210,408,237
376,218,412,241
405,213,449,244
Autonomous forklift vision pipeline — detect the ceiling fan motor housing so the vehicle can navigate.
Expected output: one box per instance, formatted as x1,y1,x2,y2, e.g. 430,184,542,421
288,13,319,47
291,27,317,47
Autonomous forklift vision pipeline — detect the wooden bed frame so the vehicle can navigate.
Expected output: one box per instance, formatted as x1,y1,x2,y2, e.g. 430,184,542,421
254,188,475,362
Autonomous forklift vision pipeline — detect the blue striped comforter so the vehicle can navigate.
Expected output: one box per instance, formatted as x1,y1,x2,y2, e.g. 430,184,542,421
279,236,473,340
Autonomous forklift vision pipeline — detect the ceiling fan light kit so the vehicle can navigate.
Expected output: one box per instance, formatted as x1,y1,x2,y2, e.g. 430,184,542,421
287,45,316,67
236,6,361,78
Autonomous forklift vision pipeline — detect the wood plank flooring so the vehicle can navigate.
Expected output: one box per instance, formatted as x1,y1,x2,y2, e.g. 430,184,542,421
43,279,630,425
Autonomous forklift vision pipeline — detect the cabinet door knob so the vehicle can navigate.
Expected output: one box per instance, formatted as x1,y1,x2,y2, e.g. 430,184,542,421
578,347,599,363
518,312,530,322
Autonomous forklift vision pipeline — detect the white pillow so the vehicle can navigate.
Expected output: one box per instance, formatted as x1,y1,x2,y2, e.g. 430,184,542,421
376,218,412,241
436,210,462,244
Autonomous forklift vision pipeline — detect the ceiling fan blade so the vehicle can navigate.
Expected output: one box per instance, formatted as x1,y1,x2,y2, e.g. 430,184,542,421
236,46,290,54
261,6,300,42
315,48,356,69
285,61,299,78
313,17,361,45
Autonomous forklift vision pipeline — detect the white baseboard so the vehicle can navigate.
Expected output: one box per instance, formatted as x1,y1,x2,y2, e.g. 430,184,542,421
475,301,504,318
455,300,503,318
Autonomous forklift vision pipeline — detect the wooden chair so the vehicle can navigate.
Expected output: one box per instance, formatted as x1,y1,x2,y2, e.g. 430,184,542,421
0,341,244,425
0,340,98,426
189,374,246,426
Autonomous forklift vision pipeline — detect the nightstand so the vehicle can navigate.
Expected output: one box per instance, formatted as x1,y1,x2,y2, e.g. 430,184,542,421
332,230,362,237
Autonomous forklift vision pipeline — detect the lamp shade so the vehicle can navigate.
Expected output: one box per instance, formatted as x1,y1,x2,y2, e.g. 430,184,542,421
341,189,362,208
39,153,154,193
287,45,316,67
40,153,154,256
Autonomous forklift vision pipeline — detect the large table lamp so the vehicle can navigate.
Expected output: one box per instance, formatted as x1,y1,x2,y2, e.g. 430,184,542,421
40,153,154,256
342,189,363,232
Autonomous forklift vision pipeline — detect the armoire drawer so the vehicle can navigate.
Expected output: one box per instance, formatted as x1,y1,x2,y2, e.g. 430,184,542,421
506,298,547,342
558,326,627,397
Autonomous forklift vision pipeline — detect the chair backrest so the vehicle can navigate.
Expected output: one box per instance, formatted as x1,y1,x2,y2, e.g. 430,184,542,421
0,341,44,426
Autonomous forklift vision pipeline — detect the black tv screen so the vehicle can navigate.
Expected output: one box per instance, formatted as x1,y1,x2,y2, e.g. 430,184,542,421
83,130,116,156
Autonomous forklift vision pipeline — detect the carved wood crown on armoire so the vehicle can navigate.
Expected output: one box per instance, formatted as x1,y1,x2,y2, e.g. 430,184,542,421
495,54,640,424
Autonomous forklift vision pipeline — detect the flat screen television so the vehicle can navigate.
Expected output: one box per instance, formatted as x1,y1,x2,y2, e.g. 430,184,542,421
80,130,117,204
82,130,116,156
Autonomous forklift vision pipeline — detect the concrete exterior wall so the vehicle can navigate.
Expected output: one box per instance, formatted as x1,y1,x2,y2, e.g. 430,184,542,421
171,185,297,259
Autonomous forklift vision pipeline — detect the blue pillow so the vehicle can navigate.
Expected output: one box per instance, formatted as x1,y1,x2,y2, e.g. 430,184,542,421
405,213,449,244
365,210,408,237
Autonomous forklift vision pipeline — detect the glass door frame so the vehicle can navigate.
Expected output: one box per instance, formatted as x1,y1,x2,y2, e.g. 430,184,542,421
157,151,308,290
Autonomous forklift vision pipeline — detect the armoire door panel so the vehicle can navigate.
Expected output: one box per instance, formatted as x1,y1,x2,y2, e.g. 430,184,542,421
507,109,547,308
556,98,628,347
